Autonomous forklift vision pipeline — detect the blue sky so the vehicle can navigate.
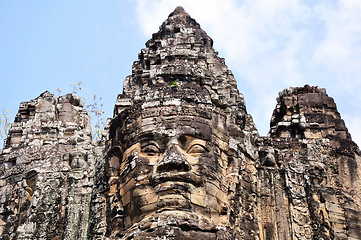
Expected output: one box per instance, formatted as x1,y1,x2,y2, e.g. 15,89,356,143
1,0,361,148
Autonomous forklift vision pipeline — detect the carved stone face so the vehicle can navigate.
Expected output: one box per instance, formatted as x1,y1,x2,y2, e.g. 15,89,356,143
113,104,235,229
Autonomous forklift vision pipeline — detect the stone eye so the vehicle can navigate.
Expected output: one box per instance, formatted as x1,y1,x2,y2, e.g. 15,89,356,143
187,144,207,154
142,144,160,156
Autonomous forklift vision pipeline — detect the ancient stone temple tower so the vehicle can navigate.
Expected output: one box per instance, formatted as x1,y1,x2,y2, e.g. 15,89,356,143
0,92,101,239
104,6,258,239
1,6,361,240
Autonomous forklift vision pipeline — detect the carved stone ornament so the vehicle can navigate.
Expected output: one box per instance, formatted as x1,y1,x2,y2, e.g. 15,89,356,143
0,6,360,240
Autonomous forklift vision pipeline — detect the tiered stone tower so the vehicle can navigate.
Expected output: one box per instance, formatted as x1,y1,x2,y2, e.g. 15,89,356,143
105,6,258,239
0,6,360,240
258,85,361,239
0,92,103,239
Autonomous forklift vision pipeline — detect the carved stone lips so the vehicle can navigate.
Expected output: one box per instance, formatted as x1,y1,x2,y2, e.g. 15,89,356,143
150,172,203,188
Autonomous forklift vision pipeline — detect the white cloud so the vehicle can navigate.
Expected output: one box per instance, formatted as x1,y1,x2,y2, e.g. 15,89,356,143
134,0,361,147
313,0,361,88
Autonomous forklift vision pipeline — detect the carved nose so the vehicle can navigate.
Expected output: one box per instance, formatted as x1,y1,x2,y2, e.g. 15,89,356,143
157,146,191,172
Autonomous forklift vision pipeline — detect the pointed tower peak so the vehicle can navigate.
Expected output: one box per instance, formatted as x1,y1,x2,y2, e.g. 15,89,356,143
174,6,185,11
150,6,204,42
169,6,189,17
121,5,252,126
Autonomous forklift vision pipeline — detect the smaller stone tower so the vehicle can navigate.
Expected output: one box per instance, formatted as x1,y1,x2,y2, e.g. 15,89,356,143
0,6,360,240
269,85,351,140
0,92,99,239
256,85,361,239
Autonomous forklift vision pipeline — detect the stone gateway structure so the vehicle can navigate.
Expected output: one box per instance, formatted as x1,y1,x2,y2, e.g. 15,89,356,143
1,6,361,240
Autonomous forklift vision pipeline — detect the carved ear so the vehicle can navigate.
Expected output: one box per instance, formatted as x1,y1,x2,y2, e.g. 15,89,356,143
225,148,241,199
105,146,126,236
226,149,238,170
25,170,38,198
106,146,123,178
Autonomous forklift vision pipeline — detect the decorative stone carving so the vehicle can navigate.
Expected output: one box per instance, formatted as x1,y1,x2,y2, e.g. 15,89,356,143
0,92,102,240
105,7,258,238
1,6,361,240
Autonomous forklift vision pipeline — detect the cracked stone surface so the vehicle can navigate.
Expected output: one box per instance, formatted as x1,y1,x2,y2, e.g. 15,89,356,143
1,6,361,240
0,92,104,239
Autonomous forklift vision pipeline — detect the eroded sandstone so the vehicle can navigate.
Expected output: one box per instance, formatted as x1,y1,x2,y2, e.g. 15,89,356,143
1,6,360,240
0,92,103,239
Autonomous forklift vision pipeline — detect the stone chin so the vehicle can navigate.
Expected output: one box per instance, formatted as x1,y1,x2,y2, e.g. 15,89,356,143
121,209,225,239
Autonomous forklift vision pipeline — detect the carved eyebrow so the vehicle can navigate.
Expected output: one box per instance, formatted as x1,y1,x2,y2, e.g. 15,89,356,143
186,139,208,153
175,134,208,147
140,141,161,156
140,140,160,148
139,134,169,151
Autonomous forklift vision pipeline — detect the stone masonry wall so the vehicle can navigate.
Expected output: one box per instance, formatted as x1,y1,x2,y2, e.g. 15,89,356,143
257,86,361,240
0,92,102,239
0,6,361,240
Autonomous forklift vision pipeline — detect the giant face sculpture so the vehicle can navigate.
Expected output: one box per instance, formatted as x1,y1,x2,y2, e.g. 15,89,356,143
103,7,254,236
107,91,240,234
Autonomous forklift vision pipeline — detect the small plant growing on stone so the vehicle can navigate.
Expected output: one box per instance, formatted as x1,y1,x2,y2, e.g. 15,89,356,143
171,81,179,88
58,81,105,141
55,88,62,97
0,109,11,143
86,95,105,141
72,81,84,94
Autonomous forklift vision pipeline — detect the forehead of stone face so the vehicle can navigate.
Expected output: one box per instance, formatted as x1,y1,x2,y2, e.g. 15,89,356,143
114,82,231,148
139,81,212,105
120,106,213,148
